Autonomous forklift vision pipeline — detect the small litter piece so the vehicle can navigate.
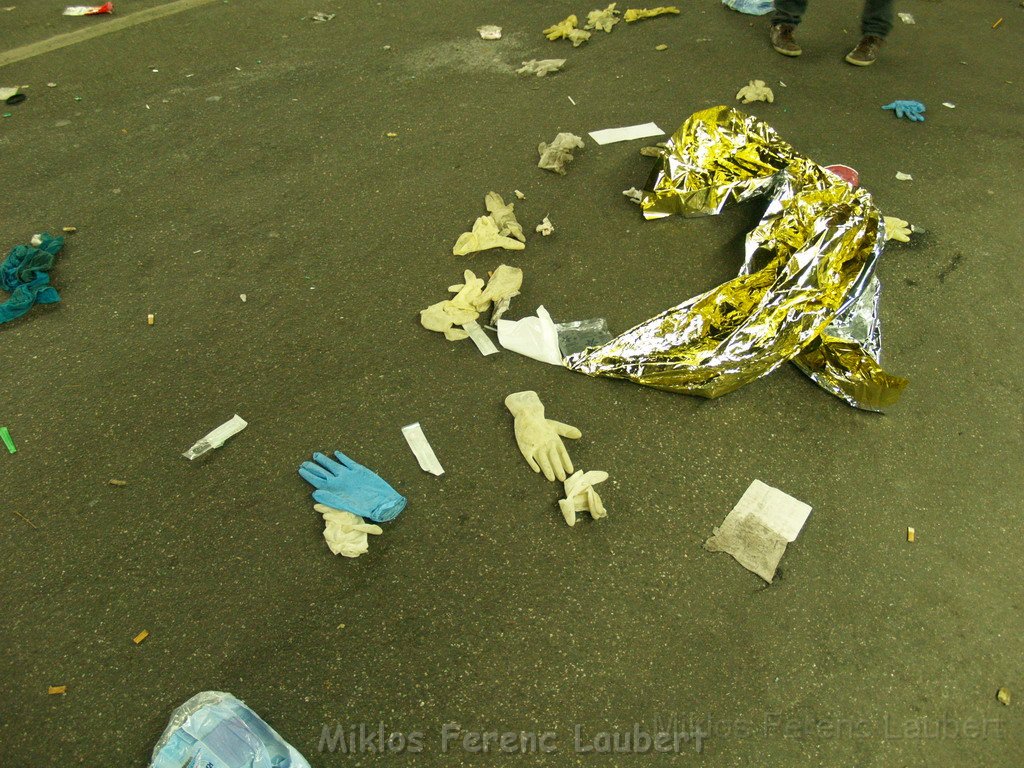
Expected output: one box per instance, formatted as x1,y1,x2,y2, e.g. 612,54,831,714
895,171,913,181
736,79,774,104
516,58,566,77
313,503,383,557
240,293,247,302
622,187,644,204
62,2,113,15
402,422,444,476
558,470,609,526
497,306,563,366
0,87,17,101
48,685,67,695
477,24,502,40
310,12,335,22
655,43,668,50
536,216,554,236
108,478,127,486
624,7,680,22
992,17,1003,30
182,414,247,460
62,226,77,233
906,526,916,542
639,144,666,157
704,480,812,583
147,313,155,325
589,122,664,145
898,12,915,24
584,3,621,33
150,691,312,768
942,102,956,109
514,189,526,199
461,319,500,355
538,132,584,174
0,426,15,454
544,15,592,46
133,630,149,645
997,687,1011,706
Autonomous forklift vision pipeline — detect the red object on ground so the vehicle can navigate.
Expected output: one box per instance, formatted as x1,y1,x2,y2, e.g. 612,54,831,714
824,164,860,187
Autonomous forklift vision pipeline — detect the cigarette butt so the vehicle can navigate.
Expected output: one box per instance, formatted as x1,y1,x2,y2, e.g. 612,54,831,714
108,479,127,486
48,685,67,695
992,18,1003,29
907,527,916,542
147,313,155,325
386,132,398,138
655,44,668,51
133,630,149,645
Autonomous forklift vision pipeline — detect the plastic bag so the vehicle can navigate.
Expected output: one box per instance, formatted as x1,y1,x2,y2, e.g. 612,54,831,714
150,691,311,768
722,0,774,16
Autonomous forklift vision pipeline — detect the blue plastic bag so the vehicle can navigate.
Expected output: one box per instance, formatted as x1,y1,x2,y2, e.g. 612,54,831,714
150,691,311,768
723,0,774,16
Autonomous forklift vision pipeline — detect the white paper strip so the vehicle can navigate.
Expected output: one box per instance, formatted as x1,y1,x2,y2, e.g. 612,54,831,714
402,422,444,476
461,320,499,356
588,122,664,145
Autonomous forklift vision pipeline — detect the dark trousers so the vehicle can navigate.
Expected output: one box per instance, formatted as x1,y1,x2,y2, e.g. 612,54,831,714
772,0,894,38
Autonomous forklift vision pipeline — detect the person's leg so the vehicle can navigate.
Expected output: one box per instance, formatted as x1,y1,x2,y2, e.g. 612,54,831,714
770,0,807,56
771,0,808,28
846,0,892,65
861,0,894,37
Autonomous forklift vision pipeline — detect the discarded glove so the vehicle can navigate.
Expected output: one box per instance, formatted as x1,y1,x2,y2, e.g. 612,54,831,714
883,216,912,243
544,15,592,46
299,451,407,523
314,503,383,557
735,79,774,104
0,233,64,325
585,3,621,32
505,391,582,482
622,186,644,204
453,215,526,256
882,100,925,122
517,59,566,77
558,470,609,526
484,192,526,243
422,266,523,339
538,132,585,174
624,6,680,22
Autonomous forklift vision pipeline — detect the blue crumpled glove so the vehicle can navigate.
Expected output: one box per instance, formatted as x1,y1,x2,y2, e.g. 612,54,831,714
299,451,407,523
882,100,926,122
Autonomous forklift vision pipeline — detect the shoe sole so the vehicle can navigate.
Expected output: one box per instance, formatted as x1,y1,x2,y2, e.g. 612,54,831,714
844,55,874,66
773,46,802,57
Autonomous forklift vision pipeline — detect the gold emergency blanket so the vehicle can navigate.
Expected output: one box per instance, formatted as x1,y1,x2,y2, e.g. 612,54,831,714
565,106,907,411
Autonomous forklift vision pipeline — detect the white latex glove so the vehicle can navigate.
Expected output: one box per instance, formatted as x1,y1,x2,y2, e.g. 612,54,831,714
558,470,609,526
484,192,526,243
883,216,912,243
314,503,383,558
505,391,582,481
584,3,620,32
453,216,526,256
736,79,774,104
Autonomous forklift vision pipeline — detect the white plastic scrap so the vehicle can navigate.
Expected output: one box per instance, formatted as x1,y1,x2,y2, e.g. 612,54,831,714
497,306,563,366
311,11,335,22
538,132,585,174
461,319,500,356
942,102,956,109
898,12,915,24
516,58,566,77
182,414,248,460
477,24,502,39
0,87,18,101
313,503,382,557
514,190,526,200
536,216,554,236
895,171,913,181
558,470,609,526
588,122,664,145
402,422,444,476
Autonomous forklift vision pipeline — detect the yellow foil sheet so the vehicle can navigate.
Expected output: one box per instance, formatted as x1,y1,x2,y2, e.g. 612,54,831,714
565,106,907,410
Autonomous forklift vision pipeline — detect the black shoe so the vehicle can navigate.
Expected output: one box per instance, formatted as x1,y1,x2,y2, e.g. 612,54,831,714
770,24,802,57
845,35,884,66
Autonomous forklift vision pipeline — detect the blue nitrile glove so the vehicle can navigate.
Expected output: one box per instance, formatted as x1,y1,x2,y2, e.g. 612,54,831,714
882,100,926,122
298,451,407,523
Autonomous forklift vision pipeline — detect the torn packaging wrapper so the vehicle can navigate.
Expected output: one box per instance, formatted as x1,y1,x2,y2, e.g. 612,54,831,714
565,106,907,410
